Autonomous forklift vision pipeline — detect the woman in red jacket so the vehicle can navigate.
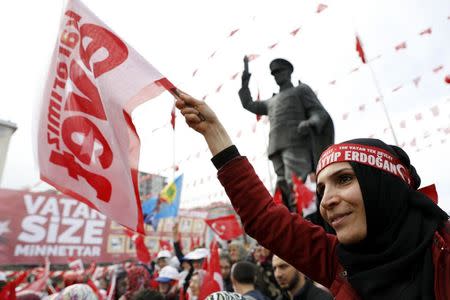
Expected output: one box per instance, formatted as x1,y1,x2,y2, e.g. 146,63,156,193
175,90,449,299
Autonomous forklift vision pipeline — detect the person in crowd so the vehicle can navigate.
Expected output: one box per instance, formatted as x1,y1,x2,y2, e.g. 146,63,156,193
238,57,334,211
156,265,180,300
219,253,234,292
250,245,281,300
121,265,152,299
205,291,247,300
0,272,6,293
228,240,248,264
175,90,450,299
231,261,270,300
114,267,129,300
54,283,97,300
187,270,206,300
272,255,332,300
157,250,173,270
131,289,165,300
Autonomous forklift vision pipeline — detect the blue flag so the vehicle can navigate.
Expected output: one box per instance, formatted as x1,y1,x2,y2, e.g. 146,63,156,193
142,174,183,230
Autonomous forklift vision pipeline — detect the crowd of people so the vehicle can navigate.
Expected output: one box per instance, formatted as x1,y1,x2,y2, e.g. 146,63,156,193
0,232,333,300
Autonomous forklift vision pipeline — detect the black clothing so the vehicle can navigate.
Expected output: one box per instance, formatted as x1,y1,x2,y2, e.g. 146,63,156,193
276,279,333,300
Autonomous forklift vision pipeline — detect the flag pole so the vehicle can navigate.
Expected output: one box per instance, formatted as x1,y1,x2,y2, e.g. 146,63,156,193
352,14,399,145
366,61,399,145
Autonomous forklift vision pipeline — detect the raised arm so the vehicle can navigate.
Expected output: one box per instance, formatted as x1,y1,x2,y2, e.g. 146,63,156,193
238,56,268,115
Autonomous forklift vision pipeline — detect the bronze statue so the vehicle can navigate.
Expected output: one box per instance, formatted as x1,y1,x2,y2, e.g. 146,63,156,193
239,56,334,211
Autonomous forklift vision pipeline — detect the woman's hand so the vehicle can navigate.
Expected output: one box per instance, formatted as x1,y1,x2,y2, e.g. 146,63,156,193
174,90,233,156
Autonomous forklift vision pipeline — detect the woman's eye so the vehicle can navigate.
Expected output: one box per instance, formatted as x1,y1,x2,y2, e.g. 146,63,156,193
316,185,324,197
338,174,352,184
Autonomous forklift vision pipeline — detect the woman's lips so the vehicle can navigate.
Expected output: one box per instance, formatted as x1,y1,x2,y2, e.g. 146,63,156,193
330,212,351,228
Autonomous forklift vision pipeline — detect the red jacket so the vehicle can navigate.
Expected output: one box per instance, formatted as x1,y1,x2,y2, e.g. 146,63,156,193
218,157,450,299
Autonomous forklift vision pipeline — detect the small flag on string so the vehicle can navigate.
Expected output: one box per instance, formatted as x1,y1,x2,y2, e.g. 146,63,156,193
316,3,328,13
413,76,421,87
229,28,240,37
290,27,301,36
355,35,366,64
395,42,407,51
419,28,432,35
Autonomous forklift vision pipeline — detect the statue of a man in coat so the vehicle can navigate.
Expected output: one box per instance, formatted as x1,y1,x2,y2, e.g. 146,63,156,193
238,56,334,212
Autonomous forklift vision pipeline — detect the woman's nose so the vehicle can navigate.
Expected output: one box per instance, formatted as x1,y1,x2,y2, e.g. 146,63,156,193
320,187,340,209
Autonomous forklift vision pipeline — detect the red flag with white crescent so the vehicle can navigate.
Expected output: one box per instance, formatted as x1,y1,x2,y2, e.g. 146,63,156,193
205,215,243,241
37,0,175,234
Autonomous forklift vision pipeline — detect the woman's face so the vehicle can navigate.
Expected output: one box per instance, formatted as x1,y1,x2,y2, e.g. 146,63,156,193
317,162,367,244
189,274,201,296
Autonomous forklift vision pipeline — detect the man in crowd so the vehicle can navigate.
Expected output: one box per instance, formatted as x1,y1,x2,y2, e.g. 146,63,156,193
231,261,270,300
220,253,234,292
272,255,332,300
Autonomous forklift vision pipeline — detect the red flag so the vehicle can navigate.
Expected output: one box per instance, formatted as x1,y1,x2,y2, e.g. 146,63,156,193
445,75,450,84
247,54,260,61
135,234,151,264
355,35,366,64
256,89,261,121
268,42,278,49
159,239,173,252
292,174,315,212
37,0,176,234
290,27,301,36
68,258,85,272
205,215,243,240
171,105,176,130
395,42,407,51
0,271,28,300
229,28,239,37
273,187,283,205
316,3,328,13
392,85,403,92
418,184,438,204
199,240,223,300
433,65,443,73
125,228,151,264
419,28,432,35
190,236,201,250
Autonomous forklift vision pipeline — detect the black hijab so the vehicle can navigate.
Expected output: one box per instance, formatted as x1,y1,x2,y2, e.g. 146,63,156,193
333,139,448,300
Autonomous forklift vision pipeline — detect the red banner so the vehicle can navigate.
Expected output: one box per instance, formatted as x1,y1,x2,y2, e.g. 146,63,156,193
0,188,209,265
0,189,138,265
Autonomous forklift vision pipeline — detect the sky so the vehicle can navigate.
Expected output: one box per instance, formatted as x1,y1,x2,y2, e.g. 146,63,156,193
0,0,449,212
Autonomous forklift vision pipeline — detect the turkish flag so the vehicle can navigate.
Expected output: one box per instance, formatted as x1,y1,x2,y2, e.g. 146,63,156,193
37,0,175,233
199,239,223,300
205,214,243,241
